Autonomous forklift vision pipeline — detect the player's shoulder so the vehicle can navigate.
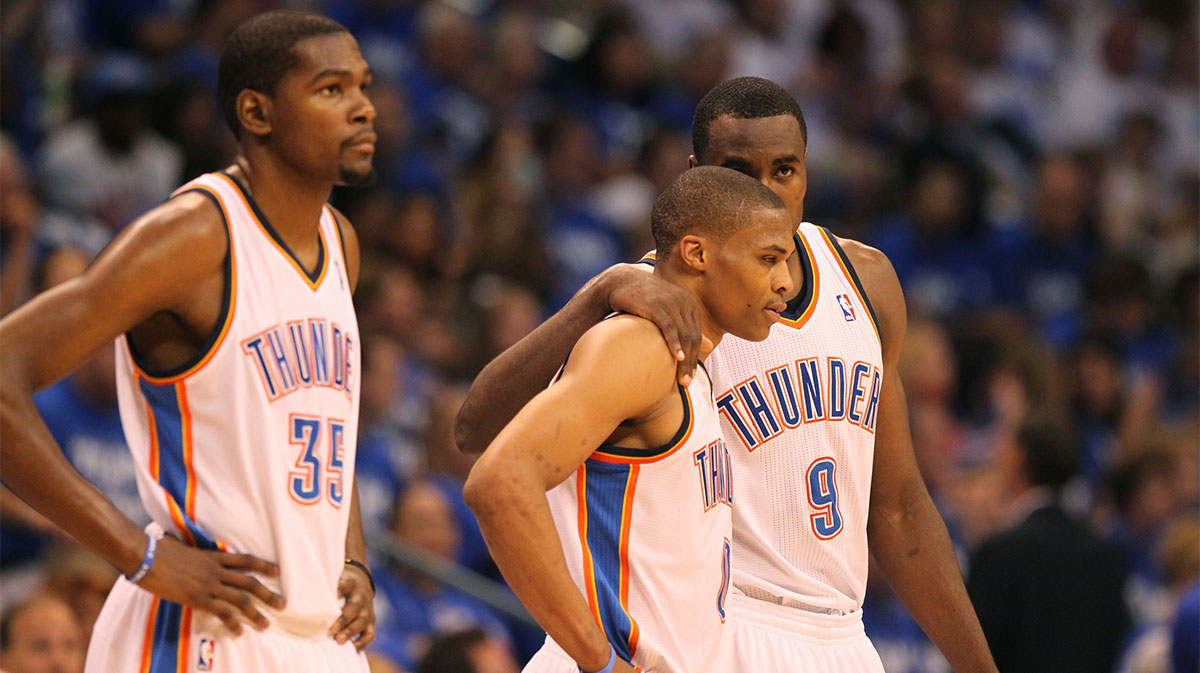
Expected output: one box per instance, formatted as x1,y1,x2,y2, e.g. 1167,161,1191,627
827,232,902,313
120,190,229,265
569,315,677,386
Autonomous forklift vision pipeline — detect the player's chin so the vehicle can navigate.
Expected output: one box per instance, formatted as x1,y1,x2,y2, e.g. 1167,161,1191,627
732,317,774,342
337,163,377,188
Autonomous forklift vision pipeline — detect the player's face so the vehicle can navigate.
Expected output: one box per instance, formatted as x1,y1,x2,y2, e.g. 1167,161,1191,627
270,32,377,186
702,208,795,342
695,114,807,225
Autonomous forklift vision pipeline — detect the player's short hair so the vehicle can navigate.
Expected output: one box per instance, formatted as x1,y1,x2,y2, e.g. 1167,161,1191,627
692,77,808,163
651,166,785,259
218,10,348,139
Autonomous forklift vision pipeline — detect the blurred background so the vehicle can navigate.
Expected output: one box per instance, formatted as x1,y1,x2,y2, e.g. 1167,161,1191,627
0,0,1196,672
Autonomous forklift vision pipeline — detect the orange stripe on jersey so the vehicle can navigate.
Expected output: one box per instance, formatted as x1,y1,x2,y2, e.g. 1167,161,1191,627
142,387,160,481
139,596,161,673
618,464,641,656
176,383,198,521
817,228,880,345
576,467,604,631
164,491,196,546
133,184,238,385
177,607,193,672
778,230,821,330
215,173,328,291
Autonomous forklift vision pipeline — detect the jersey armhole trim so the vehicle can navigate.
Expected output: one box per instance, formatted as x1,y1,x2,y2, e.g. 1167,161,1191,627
127,186,237,383
325,204,352,273
591,383,694,464
817,227,880,343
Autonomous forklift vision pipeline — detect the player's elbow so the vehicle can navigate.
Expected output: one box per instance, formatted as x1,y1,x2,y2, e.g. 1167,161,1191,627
452,404,484,457
462,459,506,518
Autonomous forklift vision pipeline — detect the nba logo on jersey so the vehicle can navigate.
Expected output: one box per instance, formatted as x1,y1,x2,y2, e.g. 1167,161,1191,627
197,638,215,671
837,293,856,321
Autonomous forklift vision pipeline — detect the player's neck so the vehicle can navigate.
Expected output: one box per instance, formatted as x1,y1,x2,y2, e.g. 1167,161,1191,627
697,312,721,359
655,264,722,357
230,154,333,242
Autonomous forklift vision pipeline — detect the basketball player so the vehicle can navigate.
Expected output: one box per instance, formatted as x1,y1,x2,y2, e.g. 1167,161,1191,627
0,11,377,671
464,167,795,673
456,78,998,671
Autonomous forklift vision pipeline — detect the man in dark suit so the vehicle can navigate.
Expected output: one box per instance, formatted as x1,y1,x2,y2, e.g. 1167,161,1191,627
967,413,1130,673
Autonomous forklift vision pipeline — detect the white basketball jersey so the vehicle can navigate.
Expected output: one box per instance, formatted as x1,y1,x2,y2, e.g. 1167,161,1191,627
543,356,734,673
114,172,361,637
704,222,882,615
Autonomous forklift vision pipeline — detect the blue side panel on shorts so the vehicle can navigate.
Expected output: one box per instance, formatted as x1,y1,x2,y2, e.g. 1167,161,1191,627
139,379,218,550
147,599,183,673
582,461,635,661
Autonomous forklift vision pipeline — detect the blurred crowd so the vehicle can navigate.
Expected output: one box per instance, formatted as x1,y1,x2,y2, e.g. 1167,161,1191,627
0,0,1196,672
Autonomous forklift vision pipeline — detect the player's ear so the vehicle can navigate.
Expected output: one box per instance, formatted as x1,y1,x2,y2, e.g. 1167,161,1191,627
678,235,707,272
236,89,273,138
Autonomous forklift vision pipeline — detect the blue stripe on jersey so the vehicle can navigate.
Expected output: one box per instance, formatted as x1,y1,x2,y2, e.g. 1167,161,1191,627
146,599,183,673
138,379,218,550
582,460,636,661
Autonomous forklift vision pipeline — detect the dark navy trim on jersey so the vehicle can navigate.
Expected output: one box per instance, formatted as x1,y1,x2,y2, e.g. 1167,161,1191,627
596,383,691,459
221,170,326,284
327,205,352,273
782,231,817,320
126,188,233,379
820,227,878,327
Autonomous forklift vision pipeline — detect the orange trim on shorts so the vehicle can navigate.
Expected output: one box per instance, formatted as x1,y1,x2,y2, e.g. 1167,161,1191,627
576,467,604,632
618,464,641,656
131,184,238,385
214,172,328,291
139,596,161,673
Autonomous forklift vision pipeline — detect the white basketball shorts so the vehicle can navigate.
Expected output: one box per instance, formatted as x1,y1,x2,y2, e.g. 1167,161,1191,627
730,590,885,673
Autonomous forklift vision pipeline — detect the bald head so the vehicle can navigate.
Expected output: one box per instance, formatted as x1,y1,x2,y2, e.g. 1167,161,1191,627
651,166,786,259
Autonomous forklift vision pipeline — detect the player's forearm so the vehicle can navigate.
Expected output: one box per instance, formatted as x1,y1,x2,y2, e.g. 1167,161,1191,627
0,382,146,575
454,272,613,456
868,489,997,673
344,484,368,565
464,466,612,671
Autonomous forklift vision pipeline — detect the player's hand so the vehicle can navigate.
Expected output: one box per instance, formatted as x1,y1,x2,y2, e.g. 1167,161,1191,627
600,264,703,386
330,562,376,650
138,535,285,635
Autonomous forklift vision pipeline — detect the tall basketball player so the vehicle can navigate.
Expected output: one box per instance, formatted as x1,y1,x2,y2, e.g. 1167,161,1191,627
1,11,376,671
456,78,998,671
465,167,795,673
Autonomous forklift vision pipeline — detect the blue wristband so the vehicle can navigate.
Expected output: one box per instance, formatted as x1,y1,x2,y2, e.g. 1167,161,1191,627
581,645,617,673
126,532,158,584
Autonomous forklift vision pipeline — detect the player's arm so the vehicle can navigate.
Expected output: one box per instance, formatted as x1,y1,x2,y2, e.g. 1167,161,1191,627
332,484,375,649
463,317,673,673
0,193,283,633
845,240,998,673
454,263,701,456
328,205,375,649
